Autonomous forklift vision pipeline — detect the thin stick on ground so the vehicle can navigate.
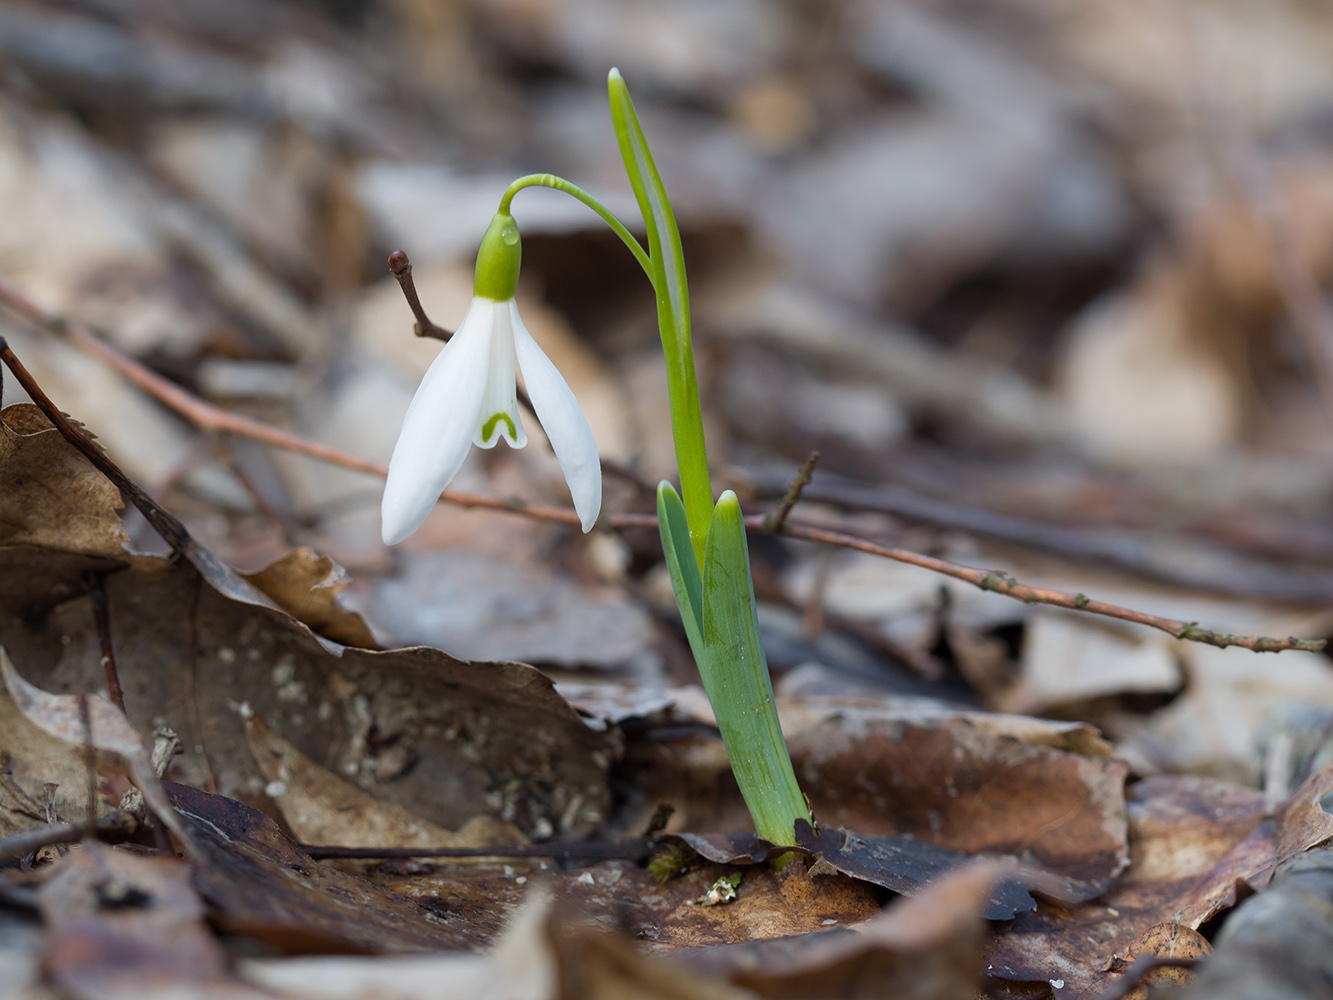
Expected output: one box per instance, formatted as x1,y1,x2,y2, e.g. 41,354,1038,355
303,837,656,862
78,694,96,843
762,450,818,532
0,275,1324,655
778,519,1326,653
83,572,125,715
0,810,141,865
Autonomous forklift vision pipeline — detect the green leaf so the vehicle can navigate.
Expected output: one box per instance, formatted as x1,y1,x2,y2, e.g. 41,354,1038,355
608,68,712,567
657,481,704,656
700,491,811,846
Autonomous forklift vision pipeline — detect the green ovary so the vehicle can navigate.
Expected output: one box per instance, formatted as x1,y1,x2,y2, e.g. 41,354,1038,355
481,411,517,443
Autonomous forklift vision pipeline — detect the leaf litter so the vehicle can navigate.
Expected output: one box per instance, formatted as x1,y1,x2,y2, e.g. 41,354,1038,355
4,2,1333,996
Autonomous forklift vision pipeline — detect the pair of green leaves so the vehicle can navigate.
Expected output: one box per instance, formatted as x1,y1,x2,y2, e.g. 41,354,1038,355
608,67,809,848
658,483,811,846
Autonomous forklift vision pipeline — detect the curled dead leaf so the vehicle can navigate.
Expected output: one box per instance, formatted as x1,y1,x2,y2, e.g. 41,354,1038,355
242,547,379,650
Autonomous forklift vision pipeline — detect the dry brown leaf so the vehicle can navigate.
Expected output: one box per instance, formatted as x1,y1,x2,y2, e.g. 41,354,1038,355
1172,841,1333,1000
677,862,1001,1000
0,677,120,837
1116,921,1210,999
0,371,619,843
550,911,756,1000
166,781,484,954
34,846,255,1000
237,889,557,999
985,772,1310,997
789,708,1129,897
242,548,379,650
0,650,191,851
0,404,129,561
673,829,1038,919
245,714,525,850
0,547,618,841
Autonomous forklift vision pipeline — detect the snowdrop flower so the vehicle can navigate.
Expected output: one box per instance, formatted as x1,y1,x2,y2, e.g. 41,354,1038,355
381,212,601,544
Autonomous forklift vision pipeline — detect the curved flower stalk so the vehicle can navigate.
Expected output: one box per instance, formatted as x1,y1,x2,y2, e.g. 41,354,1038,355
381,213,601,545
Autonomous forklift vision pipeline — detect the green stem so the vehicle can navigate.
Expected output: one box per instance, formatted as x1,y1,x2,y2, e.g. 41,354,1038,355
607,69,713,567
499,174,654,282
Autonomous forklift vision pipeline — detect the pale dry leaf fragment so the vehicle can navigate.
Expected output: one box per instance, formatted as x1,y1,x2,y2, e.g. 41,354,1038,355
0,649,192,852
238,888,557,1000
0,680,112,837
242,547,379,649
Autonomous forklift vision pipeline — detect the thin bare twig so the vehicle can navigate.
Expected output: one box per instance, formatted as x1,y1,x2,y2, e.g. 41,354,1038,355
777,519,1326,653
83,572,125,715
0,810,141,865
387,250,453,342
763,449,819,532
0,277,1324,655
303,837,655,862
213,432,300,541
78,693,96,843
746,468,1333,604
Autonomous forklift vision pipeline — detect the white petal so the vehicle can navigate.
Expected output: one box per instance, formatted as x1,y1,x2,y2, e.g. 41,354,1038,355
510,301,602,532
381,298,493,544
472,301,527,450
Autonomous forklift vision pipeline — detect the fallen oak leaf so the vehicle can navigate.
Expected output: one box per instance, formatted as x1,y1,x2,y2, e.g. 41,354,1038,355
787,706,1130,898
1172,840,1333,1000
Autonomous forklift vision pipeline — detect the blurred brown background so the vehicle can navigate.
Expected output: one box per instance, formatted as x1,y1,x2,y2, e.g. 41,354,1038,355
3,0,1333,783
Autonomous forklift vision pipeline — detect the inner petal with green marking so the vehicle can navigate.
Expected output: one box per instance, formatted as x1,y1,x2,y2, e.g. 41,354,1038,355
471,302,527,450
481,411,517,445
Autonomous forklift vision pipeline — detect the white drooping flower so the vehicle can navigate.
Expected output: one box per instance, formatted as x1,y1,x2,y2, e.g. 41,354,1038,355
381,213,601,545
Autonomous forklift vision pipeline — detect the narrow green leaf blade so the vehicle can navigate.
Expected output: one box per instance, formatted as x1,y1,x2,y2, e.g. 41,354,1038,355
701,491,810,845
608,68,712,567
656,480,704,657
